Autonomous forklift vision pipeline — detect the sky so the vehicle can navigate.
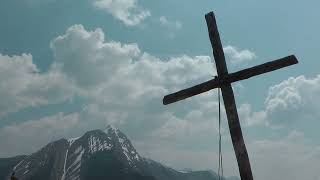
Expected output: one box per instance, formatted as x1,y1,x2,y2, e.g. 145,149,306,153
0,0,320,179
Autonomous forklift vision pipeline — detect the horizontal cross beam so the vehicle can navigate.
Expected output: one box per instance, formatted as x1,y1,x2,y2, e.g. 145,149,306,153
163,55,298,105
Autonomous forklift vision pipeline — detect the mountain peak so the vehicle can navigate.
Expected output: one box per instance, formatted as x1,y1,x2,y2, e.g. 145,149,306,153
105,124,117,130
6,128,225,180
104,124,119,134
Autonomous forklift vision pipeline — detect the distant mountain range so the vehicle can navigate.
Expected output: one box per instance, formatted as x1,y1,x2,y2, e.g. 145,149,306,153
0,126,239,180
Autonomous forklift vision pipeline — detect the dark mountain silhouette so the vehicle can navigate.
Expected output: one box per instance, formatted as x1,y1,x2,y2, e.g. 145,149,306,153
1,126,238,180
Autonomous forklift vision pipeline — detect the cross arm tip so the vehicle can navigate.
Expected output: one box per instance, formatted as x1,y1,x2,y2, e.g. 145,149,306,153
205,11,215,21
205,11,214,17
163,94,183,105
163,94,176,105
162,96,169,105
289,55,299,64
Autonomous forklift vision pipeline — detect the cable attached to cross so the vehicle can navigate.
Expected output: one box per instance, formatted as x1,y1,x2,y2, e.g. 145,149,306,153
218,88,224,180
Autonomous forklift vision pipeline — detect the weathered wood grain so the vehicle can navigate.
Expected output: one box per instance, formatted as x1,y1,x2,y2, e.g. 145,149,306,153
227,55,298,82
205,11,254,180
163,55,297,105
162,11,298,180
163,78,219,105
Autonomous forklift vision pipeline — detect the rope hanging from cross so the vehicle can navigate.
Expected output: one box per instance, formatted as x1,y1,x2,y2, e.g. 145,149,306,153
163,11,298,180
217,88,223,180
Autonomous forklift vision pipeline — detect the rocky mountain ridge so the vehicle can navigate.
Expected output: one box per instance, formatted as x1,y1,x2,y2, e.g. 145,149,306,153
1,126,238,180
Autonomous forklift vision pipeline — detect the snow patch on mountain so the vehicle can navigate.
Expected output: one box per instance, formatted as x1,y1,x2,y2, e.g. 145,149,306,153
68,137,80,146
104,124,117,132
88,135,113,153
13,159,25,171
106,125,142,167
60,149,69,180
7,127,229,180
64,147,84,180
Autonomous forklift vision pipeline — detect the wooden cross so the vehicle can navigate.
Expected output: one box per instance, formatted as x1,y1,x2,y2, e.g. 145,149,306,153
163,12,298,180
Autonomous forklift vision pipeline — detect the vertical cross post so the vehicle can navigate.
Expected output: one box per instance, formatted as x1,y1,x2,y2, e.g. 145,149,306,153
205,12,254,180
163,11,298,180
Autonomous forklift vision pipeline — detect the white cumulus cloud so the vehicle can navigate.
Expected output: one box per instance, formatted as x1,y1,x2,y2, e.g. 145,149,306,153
265,75,320,127
0,53,73,117
51,24,140,88
0,24,220,157
223,45,256,64
0,112,80,156
229,74,320,128
1,24,319,180
93,0,150,26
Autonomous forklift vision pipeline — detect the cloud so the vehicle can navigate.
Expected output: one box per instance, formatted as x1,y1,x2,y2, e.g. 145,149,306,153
50,24,214,106
1,24,320,180
93,0,150,26
159,16,182,29
0,112,80,156
159,16,168,24
265,75,320,127
248,131,320,180
238,104,266,127
0,24,220,157
223,45,256,64
0,53,73,117
136,130,320,180
51,24,140,88
159,16,182,38
228,74,320,128
134,139,239,176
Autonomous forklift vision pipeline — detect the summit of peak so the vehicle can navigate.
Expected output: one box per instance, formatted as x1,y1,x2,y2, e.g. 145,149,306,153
106,124,117,130
104,124,119,133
